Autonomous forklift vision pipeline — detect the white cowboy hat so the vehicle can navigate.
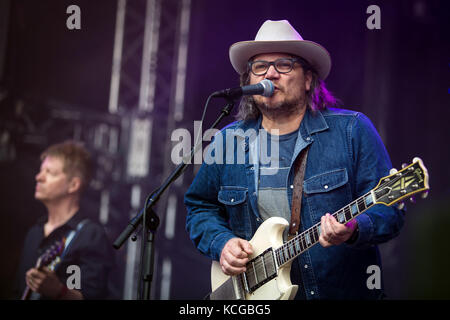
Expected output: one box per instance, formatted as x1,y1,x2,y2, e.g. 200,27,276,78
229,20,331,80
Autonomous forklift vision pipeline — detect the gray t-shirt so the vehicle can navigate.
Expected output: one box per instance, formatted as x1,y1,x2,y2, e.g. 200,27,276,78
258,129,298,225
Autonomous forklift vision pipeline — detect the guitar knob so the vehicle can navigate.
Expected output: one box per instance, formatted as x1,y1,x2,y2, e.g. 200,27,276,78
398,202,405,210
402,163,407,168
389,168,398,175
409,197,416,203
421,190,429,199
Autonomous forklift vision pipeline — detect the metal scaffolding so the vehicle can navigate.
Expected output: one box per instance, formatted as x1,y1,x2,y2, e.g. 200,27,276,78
108,0,191,299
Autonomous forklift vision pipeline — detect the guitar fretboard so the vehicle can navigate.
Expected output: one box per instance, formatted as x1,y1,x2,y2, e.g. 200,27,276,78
274,191,375,267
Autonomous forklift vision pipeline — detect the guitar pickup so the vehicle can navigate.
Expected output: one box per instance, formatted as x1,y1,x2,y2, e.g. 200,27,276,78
244,248,277,293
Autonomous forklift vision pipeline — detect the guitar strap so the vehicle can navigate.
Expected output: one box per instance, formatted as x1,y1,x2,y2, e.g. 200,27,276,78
288,145,309,300
60,218,90,260
289,145,309,238
47,218,90,271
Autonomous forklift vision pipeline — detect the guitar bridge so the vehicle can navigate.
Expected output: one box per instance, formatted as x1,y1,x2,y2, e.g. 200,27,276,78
210,275,246,300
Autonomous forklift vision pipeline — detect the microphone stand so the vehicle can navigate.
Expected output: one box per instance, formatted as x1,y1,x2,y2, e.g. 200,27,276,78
113,97,236,300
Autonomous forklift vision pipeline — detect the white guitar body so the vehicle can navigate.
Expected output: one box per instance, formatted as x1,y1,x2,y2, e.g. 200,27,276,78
211,217,298,300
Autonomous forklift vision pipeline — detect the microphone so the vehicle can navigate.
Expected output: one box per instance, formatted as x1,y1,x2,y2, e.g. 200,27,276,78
212,79,274,99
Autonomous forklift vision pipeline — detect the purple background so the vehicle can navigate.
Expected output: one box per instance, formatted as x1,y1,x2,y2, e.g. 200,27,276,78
0,0,449,299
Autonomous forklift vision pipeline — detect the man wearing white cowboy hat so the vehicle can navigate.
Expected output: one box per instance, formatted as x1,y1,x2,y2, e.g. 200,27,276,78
185,20,404,299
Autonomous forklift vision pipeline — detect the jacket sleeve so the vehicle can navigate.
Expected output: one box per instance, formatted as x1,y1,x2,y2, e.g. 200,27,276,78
184,139,236,262
346,112,405,249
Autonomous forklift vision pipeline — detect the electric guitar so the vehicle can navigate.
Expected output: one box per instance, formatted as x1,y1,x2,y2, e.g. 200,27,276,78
210,157,430,300
21,239,66,300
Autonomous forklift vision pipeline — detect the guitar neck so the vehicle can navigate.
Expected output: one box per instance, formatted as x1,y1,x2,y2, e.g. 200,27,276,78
274,191,375,267
21,257,43,300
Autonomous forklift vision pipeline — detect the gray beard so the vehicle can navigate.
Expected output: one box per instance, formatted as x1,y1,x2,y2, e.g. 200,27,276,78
253,96,305,120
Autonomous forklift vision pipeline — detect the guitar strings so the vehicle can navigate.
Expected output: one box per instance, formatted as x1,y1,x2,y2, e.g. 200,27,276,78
274,173,404,266
278,194,369,255
247,171,409,281
250,192,381,284
291,170,408,251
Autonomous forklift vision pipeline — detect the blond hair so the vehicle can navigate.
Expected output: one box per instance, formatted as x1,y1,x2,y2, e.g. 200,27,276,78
41,140,92,192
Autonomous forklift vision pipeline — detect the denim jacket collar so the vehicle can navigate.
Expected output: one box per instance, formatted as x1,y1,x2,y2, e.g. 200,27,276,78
229,108,329,139
227,108,329,196
301,108,329,137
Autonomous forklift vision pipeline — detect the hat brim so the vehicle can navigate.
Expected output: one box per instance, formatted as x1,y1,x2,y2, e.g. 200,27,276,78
229,40,331,80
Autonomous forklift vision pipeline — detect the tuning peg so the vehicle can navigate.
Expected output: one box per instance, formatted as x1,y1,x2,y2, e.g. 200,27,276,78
398,202,405,210
389,168,398,175
421,190,429,199
409,197,416,203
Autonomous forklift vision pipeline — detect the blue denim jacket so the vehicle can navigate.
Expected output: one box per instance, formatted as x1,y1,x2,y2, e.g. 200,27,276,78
185,107,405,299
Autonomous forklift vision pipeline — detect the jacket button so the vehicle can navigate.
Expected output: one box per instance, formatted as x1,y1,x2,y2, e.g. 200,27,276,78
231,198,235,202
311,291,315,295
324,185,329,189
306,137,311,141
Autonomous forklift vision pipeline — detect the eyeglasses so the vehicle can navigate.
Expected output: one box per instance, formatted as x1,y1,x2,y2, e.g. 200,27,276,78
248,58,301,76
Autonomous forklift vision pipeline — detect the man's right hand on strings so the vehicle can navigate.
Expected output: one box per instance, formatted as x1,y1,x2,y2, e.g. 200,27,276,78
220,238,254,275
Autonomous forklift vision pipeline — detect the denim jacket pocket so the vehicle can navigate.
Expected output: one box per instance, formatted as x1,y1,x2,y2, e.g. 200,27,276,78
304,168,348,194
218,187,247,205
218,186,251,240
304,168,351,223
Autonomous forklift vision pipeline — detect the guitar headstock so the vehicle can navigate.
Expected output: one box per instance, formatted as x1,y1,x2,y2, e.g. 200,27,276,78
373,157,430,207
